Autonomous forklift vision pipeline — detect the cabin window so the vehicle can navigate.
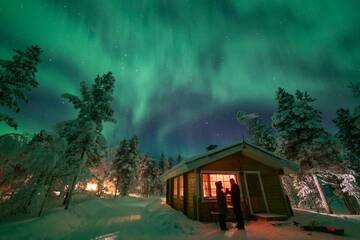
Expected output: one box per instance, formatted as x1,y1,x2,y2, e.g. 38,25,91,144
179,175,184,198
202,173,237,199
173,177,178,198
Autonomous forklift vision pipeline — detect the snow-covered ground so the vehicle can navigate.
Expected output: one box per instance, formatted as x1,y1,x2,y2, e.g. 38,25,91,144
0,197,359,240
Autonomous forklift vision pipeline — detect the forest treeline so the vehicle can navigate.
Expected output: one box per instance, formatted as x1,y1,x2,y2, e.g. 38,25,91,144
0,46,359,220
0,46,180,220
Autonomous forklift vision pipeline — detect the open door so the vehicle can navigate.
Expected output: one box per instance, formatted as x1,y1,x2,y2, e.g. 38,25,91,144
244,171,269,214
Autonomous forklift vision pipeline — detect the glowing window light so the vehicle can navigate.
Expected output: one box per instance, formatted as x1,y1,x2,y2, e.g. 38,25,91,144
202,173,237,198
102,180,116,195
86,182,98,191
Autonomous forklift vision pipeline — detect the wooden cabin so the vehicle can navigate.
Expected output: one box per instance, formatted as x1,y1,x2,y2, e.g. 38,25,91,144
162,141,299,222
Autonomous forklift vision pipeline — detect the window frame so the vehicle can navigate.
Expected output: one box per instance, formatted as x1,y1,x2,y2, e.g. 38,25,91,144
179,175,184,198
200,170,240,202
173,176,178,199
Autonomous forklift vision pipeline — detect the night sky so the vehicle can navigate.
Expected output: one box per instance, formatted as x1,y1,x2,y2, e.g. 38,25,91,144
0,1,359,157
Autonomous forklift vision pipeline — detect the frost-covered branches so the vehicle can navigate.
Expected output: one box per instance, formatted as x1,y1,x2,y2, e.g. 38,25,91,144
237,111,275,152
0,130,67,218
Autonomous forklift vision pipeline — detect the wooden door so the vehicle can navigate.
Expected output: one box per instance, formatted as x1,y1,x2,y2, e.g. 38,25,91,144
244,172,268,214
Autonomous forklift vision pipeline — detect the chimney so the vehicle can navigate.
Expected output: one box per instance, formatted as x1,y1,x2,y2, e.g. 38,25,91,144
206,144,218,151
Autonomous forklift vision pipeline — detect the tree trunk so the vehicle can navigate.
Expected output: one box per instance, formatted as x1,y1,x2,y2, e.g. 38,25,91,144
114,176,119,199
25,186,38,213
97,180,103,198
312,174,332,214
25,175,44,213
62,187,69,205
38,176,54,217
64,149,86,210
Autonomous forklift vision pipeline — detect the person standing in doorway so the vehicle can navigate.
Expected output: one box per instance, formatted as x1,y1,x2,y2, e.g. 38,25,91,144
227,178,245,230
215,181,228,231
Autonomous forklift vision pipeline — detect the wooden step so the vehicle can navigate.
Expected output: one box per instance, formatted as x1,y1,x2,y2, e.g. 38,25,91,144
254,213,289,221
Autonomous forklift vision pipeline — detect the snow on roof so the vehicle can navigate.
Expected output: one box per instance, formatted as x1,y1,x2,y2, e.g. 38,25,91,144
161,141,299,181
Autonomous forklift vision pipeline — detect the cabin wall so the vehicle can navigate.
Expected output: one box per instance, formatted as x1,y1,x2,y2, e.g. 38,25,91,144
171,176,184,211
185,171,196,219
168,171,197,219
172,194,184,211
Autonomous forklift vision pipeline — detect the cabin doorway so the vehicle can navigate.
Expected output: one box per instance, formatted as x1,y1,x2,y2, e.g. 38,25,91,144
244,171,269,214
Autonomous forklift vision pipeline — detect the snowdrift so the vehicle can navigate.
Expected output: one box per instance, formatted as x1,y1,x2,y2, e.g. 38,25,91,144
0,196,359,240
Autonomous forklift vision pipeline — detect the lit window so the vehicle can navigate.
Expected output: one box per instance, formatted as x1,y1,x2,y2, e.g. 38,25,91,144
173,177,178,198
202,173,237,199
179,175,184,198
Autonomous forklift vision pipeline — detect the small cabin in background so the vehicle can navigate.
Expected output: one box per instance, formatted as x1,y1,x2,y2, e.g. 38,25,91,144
161,141,299,222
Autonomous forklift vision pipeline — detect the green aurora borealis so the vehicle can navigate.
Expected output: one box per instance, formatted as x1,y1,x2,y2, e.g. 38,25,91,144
0,0,359,157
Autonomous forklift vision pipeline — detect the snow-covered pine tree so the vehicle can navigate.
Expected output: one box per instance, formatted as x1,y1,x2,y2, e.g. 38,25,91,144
129,136,140,192
138,155,153,197
165,156,174,170
113,139,128,197
273,89,324,165
272,89,332,212
58,72,115,209
334,89,360,184
237,111,276,152
152,160,163,196
158,153,165,174
0,46,42,129
113,138,137,197
158,153,175,195
176,154,183,165
156,153,166,195
272,88,297,160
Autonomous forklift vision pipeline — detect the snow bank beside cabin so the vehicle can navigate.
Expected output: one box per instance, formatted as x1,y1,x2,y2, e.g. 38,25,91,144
0,197,200,240
292,208,360,239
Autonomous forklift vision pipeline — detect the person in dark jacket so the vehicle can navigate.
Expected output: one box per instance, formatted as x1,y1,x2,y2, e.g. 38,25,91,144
215,181,228,231
226,178,245,229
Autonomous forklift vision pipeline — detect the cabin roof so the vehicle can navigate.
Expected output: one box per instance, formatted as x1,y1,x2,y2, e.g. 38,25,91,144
161,141,299,181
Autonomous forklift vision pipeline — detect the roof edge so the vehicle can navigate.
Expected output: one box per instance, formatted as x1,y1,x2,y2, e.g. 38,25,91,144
161,141,299,180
